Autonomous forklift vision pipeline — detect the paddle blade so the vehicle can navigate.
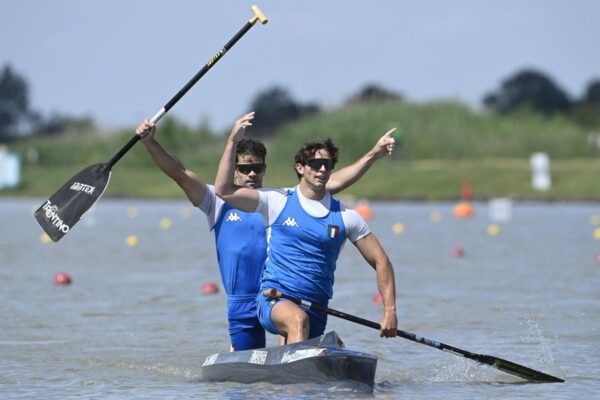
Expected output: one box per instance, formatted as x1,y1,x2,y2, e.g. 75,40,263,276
34,163,111,242
477,354,564,383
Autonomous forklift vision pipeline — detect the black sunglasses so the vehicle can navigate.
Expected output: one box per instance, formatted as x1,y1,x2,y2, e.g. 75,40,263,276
306,158,335,171
236,163,266,175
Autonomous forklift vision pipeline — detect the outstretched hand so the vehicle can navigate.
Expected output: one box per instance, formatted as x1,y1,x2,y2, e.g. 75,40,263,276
371,128,397,160
229,111,255,143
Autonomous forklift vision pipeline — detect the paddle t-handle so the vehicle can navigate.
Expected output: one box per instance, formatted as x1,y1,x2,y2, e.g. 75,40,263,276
250,5,269,25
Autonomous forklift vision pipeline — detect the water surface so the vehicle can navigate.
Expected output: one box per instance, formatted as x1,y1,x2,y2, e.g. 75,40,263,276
1,198,598,399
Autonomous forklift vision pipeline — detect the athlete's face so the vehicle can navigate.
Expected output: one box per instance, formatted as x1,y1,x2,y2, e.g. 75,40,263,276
295,148,333,190
234,154,266,189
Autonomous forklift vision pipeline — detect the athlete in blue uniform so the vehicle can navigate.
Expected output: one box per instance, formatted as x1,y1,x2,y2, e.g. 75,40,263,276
215,112,398,344
135,114,396,350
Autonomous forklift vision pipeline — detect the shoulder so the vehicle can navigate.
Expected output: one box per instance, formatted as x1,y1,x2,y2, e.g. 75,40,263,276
199,185,225,228
340,205,370,242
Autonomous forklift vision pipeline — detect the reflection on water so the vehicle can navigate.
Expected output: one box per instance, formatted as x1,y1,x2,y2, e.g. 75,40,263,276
1,198,599,399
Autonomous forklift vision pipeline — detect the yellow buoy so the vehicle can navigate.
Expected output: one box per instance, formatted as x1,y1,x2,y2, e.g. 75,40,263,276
126,235,139,247
593,227,600,240
487,224,501,236
392,223,405,234
160,217,172,230
40,233,52,244
429,211,442,223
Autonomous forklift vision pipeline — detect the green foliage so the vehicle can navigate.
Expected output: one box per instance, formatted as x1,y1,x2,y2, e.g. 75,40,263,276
248,86,320,137
0,64,30,140
483,69,572,115
267,100,595,163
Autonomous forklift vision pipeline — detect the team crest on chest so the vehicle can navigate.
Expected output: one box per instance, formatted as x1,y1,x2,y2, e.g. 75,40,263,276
226,212,242,222
327,224,340,239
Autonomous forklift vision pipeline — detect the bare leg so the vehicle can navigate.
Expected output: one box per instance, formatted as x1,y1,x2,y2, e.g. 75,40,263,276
271,301,309,344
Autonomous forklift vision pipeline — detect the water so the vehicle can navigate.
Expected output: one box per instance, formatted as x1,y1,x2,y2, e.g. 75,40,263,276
1,198,599,399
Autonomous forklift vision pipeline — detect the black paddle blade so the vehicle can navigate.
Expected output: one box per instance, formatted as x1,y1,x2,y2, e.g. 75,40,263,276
476,354,564,383
34,163,111,242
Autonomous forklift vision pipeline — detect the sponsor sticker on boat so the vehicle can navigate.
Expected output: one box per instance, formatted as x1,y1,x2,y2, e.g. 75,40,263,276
281,348,325,363
249,350,268,365
202,353,219,367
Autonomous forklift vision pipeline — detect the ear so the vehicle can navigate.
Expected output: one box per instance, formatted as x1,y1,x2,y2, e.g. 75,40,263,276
295,163,304,177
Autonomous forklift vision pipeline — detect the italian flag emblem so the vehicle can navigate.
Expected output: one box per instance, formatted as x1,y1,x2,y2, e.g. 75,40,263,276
328,224,340,239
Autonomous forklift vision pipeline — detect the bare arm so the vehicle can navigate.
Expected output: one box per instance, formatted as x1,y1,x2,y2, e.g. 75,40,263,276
327,128,396,194
136,120,207,206
354,233,398,338
214,112,260,212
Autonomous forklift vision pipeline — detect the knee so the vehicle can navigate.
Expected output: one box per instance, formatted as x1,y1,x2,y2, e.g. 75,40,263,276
291,310,309,332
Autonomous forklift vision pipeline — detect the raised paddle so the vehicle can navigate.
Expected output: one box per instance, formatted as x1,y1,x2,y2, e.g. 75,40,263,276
34,5,268,242
263,288,564,383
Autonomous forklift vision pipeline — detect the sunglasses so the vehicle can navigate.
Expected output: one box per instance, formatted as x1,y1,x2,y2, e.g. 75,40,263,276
306,158,335,171
236,163,266,175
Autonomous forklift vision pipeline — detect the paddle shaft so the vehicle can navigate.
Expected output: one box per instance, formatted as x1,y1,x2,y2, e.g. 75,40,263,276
105,5,268,170
264,289,564,383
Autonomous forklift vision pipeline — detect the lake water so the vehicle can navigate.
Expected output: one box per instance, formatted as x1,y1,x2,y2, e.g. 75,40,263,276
1,198,599,399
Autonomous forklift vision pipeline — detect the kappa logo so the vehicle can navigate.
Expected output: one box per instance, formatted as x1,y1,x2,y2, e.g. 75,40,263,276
225,212,242,222
282,216,299,227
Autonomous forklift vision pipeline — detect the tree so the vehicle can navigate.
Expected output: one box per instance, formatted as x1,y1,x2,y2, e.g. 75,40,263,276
345,83,403,105
248,86,320,137
0,64,31,141
582,80,600,105
483,69,572,114
570,79,600,128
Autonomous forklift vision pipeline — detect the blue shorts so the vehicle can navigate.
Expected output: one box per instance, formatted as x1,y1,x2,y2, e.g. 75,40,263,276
228,295,265,351
256,292,327,339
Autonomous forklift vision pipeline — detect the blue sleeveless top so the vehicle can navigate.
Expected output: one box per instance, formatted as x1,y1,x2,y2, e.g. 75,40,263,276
259,190,346,305
213,203,267,296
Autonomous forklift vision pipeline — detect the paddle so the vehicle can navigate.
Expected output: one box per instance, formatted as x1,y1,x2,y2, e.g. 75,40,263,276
34,5,269,242
263,288,564,383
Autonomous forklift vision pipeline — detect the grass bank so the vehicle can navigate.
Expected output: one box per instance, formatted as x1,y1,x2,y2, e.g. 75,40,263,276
3,100,599,201
6,158,600,201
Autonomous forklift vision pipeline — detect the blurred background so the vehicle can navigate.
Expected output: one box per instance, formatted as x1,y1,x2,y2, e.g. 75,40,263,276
0,1,599,198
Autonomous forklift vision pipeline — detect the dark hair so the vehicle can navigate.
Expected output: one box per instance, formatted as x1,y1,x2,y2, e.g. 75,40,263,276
236,138,266,163
293,138,339,179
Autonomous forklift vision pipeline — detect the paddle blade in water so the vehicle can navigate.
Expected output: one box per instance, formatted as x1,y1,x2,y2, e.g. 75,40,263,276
34,163,111,242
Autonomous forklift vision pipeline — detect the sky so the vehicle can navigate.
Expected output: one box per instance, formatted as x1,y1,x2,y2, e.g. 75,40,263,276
1,0,599,132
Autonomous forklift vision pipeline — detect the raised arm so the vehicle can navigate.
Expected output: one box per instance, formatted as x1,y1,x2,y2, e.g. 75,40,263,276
136,120,207,206
354,233,398,338
327,128,396,194
214,112,260,212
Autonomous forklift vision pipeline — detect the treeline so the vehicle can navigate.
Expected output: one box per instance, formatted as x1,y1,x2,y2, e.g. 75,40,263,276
2,63,599,143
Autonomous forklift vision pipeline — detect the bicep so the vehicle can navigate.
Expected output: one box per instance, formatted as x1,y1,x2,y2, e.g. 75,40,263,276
178,170,208,207
219,186,260,212
354,233,386,269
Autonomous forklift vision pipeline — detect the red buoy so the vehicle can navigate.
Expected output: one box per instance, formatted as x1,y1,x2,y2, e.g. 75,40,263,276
54,272,72,286
201,282,219,295
451,246,465,257
372,292,382,304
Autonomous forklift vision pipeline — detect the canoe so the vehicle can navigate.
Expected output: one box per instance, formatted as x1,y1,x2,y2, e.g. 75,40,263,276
201,331,377,391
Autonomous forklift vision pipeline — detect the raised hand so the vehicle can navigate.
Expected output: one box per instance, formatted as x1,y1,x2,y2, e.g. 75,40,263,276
371,128,397,160
228,111,255,143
